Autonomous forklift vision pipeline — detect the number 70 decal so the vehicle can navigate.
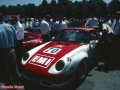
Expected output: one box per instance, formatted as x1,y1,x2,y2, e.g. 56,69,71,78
43,47,62,54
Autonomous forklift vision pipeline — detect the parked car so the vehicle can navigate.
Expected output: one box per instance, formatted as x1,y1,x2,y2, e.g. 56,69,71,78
21,27,102,88
23,31,44,52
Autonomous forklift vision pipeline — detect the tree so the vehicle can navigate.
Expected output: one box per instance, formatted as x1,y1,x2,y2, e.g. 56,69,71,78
55,1,66,16
51,0,57,7
0,5,8,15
37,4,46,18
42,0,48,7
15,4,25,18
22,4,29,19
87,0,100,17
0,0,118,19
97,0,108,17
27,3,38,18
108,0,120,15
46,4,55,16
7,5,15,15
65,2,75,18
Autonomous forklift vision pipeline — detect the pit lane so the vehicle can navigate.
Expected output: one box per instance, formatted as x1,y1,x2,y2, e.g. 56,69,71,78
22,61,120,90
0,61,119,90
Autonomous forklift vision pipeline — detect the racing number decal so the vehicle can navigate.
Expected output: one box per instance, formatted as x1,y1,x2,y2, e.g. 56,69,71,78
43,47,61,54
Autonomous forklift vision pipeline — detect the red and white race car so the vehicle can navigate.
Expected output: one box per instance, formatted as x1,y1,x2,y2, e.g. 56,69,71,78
23,31,44,52
21,27,102,88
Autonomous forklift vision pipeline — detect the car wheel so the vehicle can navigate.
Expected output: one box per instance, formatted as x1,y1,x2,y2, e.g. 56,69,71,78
75,59,88,83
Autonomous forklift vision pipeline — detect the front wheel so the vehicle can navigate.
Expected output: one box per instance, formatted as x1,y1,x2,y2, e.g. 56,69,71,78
75,60,88,83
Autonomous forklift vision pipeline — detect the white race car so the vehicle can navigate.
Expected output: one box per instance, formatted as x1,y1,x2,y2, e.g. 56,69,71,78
21,27,102,88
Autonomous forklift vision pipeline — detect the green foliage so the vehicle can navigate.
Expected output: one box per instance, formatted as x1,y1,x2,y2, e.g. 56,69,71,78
0,5,8,15
108,0,120,15
42,0,48,7
0,0,119,18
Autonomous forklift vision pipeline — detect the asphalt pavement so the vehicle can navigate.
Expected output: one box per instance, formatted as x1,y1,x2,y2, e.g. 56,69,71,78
0,61,120,90
76,62,120,90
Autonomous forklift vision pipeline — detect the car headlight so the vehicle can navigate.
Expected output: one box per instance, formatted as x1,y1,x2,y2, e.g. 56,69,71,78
23,53,29,61
55,60,65,71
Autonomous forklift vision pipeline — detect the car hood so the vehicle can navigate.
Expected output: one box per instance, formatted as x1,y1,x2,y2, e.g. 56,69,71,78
21,41,83,76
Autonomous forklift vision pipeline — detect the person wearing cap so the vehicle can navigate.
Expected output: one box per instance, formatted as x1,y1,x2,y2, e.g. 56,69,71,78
0,13,20,90
40,15,52,43
9,15,24,73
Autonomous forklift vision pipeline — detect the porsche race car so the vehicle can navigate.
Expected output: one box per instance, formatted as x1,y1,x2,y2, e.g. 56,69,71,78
21,27,102,88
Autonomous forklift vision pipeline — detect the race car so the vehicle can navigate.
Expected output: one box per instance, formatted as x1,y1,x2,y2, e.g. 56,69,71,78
21,27,102,88
23,31,44,52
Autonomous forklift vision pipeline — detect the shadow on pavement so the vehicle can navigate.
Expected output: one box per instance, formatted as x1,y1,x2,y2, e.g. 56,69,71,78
94,54,120,73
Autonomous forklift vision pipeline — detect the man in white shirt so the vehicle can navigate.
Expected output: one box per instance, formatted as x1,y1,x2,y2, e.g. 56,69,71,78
9,15,24,72
111,12,120,35
49,15,59,37
110,11,120,46
56,16,67,35
84,13,99,27
40,15,52,43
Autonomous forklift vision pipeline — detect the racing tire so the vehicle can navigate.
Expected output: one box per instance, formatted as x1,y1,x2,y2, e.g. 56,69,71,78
75,59,88,84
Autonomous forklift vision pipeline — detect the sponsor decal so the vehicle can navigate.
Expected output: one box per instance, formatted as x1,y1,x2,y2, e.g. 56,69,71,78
28,54,55,68
43,47,61,54
67,57,72,62
67,48,85,59
54,45,64,48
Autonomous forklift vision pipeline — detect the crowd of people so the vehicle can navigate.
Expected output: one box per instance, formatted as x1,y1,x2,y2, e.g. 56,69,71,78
0,11,120,90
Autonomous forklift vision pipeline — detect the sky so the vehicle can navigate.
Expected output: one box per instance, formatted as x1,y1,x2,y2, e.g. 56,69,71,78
0,0,111,6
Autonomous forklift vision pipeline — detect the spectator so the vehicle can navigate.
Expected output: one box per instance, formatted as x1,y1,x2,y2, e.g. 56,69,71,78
111,11,120,46
0,13,20,90
100,19,113,49
32,19,40,33
49,15,59,37
68,18,75,27
63,17,69,26
106,15,113,27
81,16,87,27
84,13,99,27
40,15,52,43
9,15,24,73
28,18,33,28
56,16,67,35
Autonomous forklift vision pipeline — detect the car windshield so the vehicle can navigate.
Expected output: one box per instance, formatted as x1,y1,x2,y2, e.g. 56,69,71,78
54,29,88,44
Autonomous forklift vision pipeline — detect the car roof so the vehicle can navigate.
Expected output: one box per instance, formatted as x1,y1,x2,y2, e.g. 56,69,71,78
64,27,96,31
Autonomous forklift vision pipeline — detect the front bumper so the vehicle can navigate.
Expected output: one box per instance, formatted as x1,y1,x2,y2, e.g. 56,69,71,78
22,70,74,88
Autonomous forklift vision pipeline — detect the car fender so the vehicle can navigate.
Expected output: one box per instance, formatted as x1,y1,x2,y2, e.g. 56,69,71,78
48,45,89,74
21,41,52,65
65,51,88,75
